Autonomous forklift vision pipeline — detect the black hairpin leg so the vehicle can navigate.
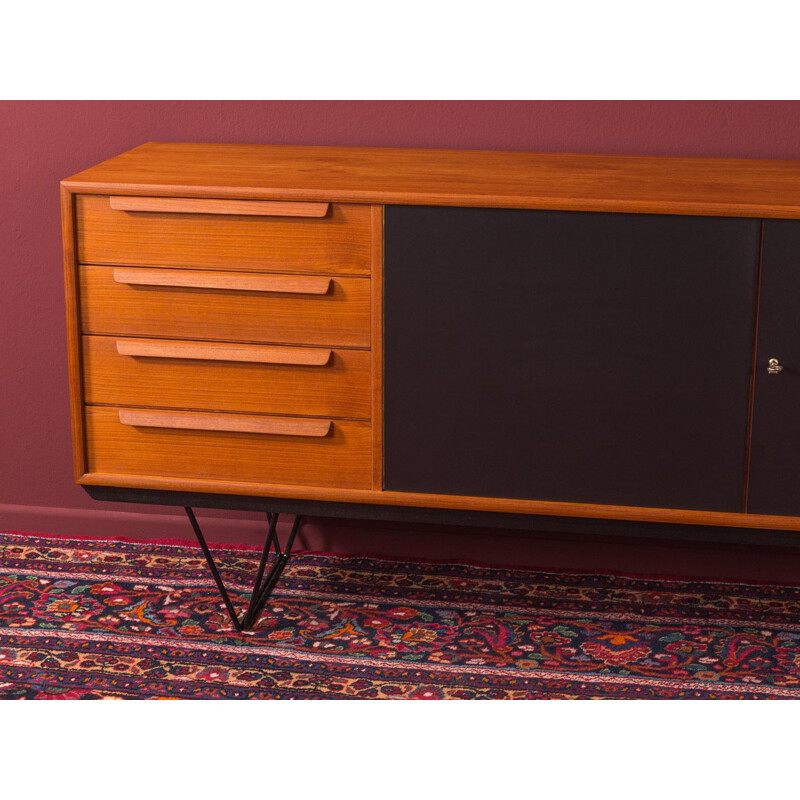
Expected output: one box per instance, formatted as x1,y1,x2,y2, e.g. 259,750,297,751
184,507,303,633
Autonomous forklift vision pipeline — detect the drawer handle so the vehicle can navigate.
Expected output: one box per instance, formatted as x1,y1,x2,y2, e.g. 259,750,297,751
109,197,330,217
113,268,332,295
115,339,333,366
118,409,332,437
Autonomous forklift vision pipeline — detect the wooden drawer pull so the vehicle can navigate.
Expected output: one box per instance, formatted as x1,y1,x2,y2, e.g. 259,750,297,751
113,268,332,295
109,197,330,217
118,409,332,437
115,339,332,366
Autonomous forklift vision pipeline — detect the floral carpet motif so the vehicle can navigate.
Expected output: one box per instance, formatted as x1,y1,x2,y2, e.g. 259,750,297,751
1,530,800,699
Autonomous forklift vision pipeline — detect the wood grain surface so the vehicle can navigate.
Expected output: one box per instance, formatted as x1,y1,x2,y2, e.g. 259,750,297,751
109,196,329,217
79,265,371,348
371,205,384,489
61,185,86,478
117,408,332,437
76,194,371,274
76,468,800,532
85,406,372,490
113,338,333,366
83,335,371,419
63,142,800,218
113,268,332,295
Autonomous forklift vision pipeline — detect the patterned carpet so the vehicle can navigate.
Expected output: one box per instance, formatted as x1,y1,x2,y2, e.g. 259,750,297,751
1,530,800,699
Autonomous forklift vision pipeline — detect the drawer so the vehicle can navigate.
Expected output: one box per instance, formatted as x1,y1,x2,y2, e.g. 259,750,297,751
79,265,370,348
76,195,372,275
82,335,372,419
85,406,372,490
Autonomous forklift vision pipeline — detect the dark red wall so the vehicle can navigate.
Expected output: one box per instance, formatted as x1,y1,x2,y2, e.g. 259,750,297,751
4,100,800,581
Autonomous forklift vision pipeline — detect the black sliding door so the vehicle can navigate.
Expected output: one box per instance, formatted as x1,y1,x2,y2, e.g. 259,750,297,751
748,219,800,515
384,206,760,511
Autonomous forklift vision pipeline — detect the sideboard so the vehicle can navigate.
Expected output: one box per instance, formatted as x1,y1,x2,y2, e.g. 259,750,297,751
61,143,800,629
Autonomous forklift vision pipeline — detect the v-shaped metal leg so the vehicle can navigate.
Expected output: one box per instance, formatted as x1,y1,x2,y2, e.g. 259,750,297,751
184,507,303,632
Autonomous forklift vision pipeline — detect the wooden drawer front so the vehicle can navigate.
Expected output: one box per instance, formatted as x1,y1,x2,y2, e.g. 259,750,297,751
76,195,372,275
85,407,372,489
83,335,372,419
79,265,370,348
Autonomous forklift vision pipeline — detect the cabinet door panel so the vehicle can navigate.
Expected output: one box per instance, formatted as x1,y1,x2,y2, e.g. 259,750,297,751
384,206,759,511
748,219,800,515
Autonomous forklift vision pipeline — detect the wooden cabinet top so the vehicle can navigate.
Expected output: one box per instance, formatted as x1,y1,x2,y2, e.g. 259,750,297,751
62,141,800,218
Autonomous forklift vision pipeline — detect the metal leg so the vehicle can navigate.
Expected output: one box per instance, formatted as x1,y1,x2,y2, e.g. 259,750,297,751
184,507,303,632
241,513,279,629
245,514,303,628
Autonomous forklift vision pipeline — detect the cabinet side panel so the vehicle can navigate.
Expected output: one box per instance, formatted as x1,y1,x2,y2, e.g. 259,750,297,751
61,185,87,478
747,219,800,515
384,206,759,512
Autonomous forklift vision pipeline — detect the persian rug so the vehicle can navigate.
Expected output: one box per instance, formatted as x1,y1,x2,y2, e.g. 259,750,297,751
1,530,800,699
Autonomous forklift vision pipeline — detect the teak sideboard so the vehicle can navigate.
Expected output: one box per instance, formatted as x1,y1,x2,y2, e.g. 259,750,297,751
61,143,800,627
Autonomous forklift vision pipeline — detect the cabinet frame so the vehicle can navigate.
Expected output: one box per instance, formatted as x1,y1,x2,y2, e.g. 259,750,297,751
61,144,800,534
